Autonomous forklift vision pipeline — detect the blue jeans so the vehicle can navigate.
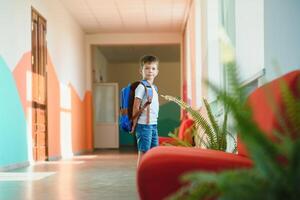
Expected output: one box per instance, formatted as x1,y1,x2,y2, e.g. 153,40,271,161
136,124,158,153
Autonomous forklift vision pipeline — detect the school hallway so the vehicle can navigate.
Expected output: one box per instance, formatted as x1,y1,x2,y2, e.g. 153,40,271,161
1,0,300,200
0,148,138,200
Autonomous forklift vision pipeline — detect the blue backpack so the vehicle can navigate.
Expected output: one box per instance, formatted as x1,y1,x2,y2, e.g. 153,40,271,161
119,80,157,132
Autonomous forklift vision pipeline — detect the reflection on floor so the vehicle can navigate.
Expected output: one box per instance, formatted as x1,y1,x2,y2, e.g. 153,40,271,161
0,172,56,181
0,147,138,200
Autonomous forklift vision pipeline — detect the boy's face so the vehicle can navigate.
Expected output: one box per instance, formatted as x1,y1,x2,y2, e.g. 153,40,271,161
140,62,159,82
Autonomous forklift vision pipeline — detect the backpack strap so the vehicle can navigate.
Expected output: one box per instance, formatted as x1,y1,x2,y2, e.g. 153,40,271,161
153,85,158,93
131,80,151,119
131,99,151,120
140,80,153,103
141,80,153,124
144,84,151,124
132,80,154,125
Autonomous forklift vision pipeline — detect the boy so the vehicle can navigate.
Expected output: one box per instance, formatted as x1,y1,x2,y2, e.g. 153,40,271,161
130,55,159,166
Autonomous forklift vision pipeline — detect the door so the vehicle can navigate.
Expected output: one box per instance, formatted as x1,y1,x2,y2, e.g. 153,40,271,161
31,8,48,161
93,83,119,148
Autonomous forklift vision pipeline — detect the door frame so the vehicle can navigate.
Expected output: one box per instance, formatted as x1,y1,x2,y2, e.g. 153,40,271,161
31,7,48,161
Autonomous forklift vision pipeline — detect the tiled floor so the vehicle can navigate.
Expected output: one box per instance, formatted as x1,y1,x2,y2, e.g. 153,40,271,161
0,148,139,200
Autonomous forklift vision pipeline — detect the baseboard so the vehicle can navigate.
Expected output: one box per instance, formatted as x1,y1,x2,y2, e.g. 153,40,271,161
73,149,93,156
48,149,93,160
0,161,30,172
48,155,62,161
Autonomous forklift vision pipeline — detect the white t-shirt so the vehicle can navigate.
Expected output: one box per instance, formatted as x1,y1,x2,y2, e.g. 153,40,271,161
135,83,159,125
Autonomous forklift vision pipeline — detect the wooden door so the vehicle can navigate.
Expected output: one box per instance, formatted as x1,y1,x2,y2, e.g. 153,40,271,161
31,8,48,161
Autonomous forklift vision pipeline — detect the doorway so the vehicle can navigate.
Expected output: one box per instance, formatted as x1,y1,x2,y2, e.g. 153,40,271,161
93,83,119,148
91,45,181,147
31,8,48,161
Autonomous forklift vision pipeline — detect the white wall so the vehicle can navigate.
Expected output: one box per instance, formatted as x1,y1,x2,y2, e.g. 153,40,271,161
92,47,108,83
264,0,300,81
194,0,203,108
235,0,265,83
31,0,87,99
0,0,87,99
206,0,221,102
0,0,31,70
97,48,108,82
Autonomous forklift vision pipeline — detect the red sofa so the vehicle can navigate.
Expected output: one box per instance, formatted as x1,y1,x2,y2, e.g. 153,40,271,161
137,70,300,200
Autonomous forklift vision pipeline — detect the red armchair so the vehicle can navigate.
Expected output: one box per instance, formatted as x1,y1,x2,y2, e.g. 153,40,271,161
159,118,194,146
137,70,300,200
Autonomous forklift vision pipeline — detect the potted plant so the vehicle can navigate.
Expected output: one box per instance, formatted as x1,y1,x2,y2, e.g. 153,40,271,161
161,94,236,153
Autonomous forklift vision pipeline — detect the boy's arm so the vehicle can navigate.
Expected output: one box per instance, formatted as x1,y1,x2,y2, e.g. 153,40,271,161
130,97,142,133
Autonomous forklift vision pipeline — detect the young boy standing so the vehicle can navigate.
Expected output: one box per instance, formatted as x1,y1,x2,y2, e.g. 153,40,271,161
131,55,159,166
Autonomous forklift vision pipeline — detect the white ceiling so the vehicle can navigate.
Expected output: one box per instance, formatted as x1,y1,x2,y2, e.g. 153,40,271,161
60,0,192,34
96,44,180,63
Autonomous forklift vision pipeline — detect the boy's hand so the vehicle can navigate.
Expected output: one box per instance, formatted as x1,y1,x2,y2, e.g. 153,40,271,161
129,130,135,135
130,123,136,135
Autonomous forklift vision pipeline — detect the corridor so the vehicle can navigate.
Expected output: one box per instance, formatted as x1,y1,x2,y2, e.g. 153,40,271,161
1,0,300,199
0,149,138,200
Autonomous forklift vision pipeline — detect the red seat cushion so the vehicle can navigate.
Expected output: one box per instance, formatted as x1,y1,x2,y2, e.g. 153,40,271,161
159,118,195,146
138,146,252,200
158,136,176,145
238,70,300,157
178,118,194,144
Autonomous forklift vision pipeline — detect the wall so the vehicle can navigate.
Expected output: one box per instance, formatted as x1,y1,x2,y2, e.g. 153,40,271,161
206,0,221,102
107,61,181,145
31,0,87,98
107,62,181,104
205,0,265,98
31,0,91,160
92,46,108,82
0,0,91,169
202,0,265,101
194,0,204,107
182,0,205,108
264,0,300,81
235,0,265,83
0,1,30,71
0,57,28,169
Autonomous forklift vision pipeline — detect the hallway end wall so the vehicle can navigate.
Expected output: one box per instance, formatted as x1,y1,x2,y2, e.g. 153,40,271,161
107,62,181,146
86,33,181,146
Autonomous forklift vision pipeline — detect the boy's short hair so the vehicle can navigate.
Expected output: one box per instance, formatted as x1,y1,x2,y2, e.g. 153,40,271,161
140,55,159,68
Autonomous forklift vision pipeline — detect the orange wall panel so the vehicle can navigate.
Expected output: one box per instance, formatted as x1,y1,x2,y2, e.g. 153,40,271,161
70,85,87,153
47,55,61,158
84,92,93,151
